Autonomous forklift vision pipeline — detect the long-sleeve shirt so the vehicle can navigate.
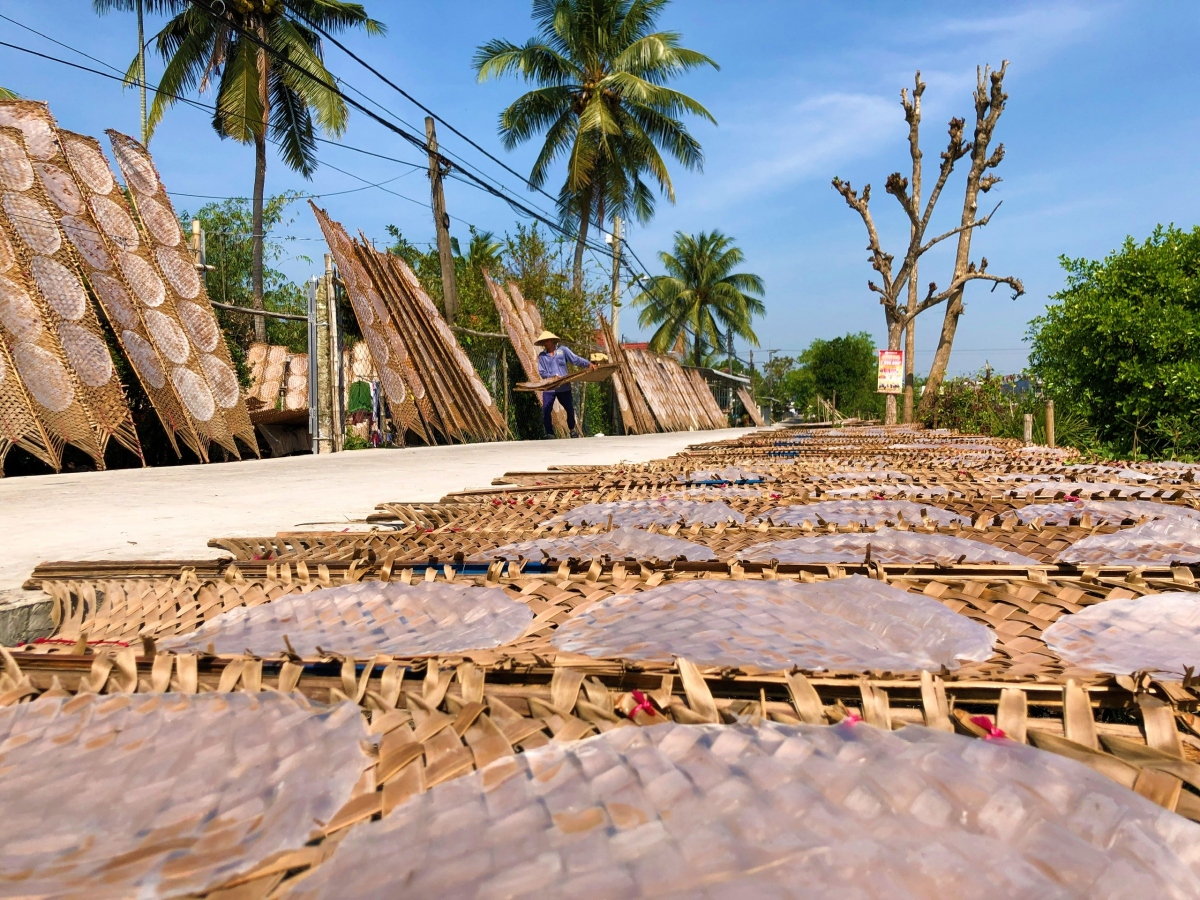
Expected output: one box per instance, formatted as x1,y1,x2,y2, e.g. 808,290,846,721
537,345,590,380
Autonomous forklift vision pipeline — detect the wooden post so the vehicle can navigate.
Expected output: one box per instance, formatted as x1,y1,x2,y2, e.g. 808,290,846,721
425,117,459,324
1023,413,1033,444
190,219,204,268
324,254,344,451
1045,399,1055,448
314,265,333,454
609,216,622,337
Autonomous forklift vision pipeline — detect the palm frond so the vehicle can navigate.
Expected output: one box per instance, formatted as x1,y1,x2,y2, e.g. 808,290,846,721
212,35,262,144
270,70,317,176
269,16,348,136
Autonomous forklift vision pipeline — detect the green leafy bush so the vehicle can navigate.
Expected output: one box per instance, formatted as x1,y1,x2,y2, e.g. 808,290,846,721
1028,225,1200,458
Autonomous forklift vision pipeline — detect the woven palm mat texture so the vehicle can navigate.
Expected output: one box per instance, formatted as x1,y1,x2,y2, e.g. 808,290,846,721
204,522,1114,566
9,424,1200,893
0,688,368,897
3,641,1199,896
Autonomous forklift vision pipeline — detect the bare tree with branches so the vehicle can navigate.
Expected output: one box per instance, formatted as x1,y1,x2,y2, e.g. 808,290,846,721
833,63,1023,424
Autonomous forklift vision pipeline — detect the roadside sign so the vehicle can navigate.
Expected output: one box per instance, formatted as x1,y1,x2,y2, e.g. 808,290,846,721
877,349,903,394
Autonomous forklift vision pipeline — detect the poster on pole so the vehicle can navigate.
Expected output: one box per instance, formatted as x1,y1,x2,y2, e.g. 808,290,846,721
877,349,904,394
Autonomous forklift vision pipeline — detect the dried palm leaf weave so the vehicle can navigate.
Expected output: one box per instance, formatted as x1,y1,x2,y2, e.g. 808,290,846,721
46,122,205,460
0,126,123,467
107,129,258,457
9,424,1200,894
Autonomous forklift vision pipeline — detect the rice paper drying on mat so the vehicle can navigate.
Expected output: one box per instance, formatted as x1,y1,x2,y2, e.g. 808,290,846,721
822,483,952,498
1057,518,1200,566
754,499,969,527
0,692,367,897
741,529,1041,566
664,485,763,498
1006,481,1165,499
681,465,771,483
1002,499,1200,526
159,581,531,658
286,721,1200,898
1043,594,1200,679
552,575,995,672
475,526,716,562
543,499,744,528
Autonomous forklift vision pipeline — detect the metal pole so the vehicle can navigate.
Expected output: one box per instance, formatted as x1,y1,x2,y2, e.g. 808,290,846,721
307,278,319,453
425,116,459,323
610,216,622,337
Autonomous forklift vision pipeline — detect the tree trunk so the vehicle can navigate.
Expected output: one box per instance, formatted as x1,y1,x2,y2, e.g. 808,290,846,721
251,28,269,343
902,265,917,423
883,316,902,425
917,65,1008,419
571,185,593,296
694,327,702,368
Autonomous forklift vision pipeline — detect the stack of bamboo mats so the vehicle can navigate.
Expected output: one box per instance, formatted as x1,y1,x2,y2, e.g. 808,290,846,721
5,424,1200,896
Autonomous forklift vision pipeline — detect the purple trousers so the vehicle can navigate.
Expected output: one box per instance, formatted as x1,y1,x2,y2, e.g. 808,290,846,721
542,389,576,435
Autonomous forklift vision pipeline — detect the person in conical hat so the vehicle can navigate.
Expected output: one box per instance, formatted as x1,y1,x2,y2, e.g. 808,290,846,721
535,331,592,439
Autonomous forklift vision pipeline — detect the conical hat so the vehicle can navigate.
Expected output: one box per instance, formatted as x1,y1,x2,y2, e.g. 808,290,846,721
534,331,559,346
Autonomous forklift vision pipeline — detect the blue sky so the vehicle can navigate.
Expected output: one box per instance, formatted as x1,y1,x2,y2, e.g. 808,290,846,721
0,1,1196,375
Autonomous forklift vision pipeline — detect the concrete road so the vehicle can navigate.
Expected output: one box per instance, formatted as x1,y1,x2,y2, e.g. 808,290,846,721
0,428,756,596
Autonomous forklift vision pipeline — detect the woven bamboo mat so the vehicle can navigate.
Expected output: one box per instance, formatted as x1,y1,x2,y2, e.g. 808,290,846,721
8,424,1200,894
108,129,259,456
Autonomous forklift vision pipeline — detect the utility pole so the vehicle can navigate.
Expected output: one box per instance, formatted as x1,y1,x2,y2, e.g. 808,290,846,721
425,116,459,323
609,216,622,338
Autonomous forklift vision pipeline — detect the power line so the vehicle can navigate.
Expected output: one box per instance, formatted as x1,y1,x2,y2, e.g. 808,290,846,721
284,3,659,286
0,14,654,287
182,0,621,257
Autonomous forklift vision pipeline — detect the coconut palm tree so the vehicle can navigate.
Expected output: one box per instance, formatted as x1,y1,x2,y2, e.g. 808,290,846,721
92,1,179,143
0,88,18,100
634,230,764,367
99,0,383,340
474,0,717,294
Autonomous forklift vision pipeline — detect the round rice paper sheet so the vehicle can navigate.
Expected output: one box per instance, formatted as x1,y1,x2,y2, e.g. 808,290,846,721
35,162,83,215
178,300,218,352
88,194,138,252
58,321,113,387
289,720,1200,899
61,215,110,270
0,134,33,191
144,308,190,364
122,330,164,389
3,193,60,255
29,256,85,321
89,273,138,330
171,365,215,422
157,247,200,299
0,108,56,159
111,139,160,195
199,353,239,409
12,341,73,412
138,195,181,246
378,364,407,406
62,138,113,195
118,252,165,308
0,273,42,341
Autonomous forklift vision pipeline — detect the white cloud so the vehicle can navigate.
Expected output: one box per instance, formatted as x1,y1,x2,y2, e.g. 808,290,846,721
691,91,898,207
